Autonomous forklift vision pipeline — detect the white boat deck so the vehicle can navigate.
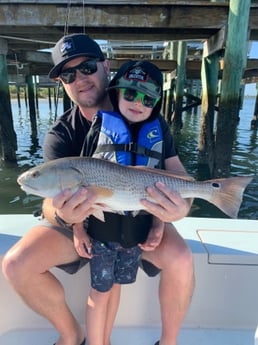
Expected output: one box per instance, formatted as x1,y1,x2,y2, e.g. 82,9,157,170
1,215,258,345
0,327,255,345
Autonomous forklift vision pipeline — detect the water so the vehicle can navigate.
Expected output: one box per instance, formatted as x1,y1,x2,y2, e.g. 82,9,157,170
174,97,258,219
0,97,257,219
0,98,57,215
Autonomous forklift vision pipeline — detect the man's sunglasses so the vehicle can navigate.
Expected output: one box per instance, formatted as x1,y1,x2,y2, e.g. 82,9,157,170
58,60,98,84
120,88,160,109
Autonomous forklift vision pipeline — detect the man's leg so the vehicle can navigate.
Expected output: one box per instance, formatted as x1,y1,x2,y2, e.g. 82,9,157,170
2,225,85,345
141,223,194,345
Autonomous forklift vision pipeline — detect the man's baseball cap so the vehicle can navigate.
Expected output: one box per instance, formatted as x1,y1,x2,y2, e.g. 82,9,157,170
108,60,162,99
49,33,105,79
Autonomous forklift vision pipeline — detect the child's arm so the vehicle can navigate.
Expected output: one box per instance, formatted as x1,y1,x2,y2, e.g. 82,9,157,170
138,216,164,251
73,222,93,258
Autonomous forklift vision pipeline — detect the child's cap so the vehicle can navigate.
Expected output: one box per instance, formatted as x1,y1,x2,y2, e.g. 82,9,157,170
108,60,162,98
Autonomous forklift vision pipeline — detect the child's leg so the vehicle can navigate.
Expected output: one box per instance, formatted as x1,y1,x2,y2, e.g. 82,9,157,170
86,284,121,345
86,287,110,345
104,284,121,345
87,240,120,345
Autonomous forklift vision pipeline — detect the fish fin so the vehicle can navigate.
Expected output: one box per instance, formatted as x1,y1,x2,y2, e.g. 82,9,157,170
86,185,114,198
131,210,141,217
91,208,133,221
131,165,194,181
207,176,253,218
94,203,116,213
92,209,106,222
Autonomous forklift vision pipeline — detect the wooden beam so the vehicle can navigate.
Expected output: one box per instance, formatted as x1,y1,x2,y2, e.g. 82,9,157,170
0,3,229,29
203,26,226,57
109,59,177,71
0,1,231,55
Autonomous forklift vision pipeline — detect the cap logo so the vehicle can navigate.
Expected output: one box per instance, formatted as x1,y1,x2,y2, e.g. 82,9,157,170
126,67,148,82
60,38,75,57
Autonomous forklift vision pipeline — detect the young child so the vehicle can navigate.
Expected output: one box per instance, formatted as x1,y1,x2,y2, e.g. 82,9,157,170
73,60,175,345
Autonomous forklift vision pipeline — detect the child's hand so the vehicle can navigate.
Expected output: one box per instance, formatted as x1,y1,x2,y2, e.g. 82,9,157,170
138,217,164,251
73,222,92,258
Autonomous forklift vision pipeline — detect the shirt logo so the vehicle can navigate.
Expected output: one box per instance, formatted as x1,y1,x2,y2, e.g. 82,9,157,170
147,128,159,140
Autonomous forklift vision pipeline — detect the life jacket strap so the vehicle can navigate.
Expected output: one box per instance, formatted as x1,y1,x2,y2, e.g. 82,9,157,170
94,143,162,160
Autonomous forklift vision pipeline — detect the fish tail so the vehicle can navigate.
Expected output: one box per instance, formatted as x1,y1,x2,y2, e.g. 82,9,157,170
208,176,253,218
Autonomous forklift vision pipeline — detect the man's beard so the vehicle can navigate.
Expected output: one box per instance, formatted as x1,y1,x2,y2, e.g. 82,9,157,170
80,88,108,108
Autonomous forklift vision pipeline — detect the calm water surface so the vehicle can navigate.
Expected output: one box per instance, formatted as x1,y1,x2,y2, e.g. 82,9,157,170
0,97,257,219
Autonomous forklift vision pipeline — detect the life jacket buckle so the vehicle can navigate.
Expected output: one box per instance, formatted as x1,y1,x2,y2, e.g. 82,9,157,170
127,142,137,153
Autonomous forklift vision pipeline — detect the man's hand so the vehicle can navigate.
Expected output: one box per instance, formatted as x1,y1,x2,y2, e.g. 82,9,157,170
140,181,192,222
43,187,97,226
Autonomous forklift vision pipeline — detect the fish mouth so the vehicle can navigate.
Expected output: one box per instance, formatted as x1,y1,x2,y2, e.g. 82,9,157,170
21,185,35,192
18,181,42,196
22,186,46,198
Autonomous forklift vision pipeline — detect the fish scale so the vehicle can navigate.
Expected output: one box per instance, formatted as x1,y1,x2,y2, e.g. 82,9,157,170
17,156,253,219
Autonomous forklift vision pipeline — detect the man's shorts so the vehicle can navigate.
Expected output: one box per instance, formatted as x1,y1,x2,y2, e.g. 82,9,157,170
90,240,141,292
42,219,161,277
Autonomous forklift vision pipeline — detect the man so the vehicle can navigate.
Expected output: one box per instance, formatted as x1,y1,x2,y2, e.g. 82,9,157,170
2,34,194,345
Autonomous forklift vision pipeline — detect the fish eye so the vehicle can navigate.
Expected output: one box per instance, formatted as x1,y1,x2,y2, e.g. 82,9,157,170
31,171,40,178
212,182,220,188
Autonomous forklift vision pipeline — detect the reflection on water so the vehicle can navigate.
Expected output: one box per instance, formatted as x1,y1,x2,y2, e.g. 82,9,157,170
0,97,257,219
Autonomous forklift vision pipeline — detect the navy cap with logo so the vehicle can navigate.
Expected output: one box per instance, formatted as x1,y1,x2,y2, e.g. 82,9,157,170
49,33,105,79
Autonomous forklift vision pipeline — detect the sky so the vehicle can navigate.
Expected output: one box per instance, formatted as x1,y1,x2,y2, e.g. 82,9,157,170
244,41,258,96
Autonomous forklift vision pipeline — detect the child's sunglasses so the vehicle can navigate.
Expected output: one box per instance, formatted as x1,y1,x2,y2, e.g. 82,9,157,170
58,60,98,84
120,88,160,109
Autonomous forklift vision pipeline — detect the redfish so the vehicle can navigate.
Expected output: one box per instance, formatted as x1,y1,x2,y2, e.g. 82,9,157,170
17,157,253,219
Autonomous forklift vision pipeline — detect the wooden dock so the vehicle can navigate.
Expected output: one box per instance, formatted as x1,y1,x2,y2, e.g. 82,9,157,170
0,0,258,176
1,0,258,78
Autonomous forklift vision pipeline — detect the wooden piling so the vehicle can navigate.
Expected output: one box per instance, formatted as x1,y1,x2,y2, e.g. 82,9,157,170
35,77,39,112
0,38,17,162
213,0,251,177
164,41,177,123
251,83,258,129
198,48,220,174
164,75,175,124
171,41,187,133
16,85,21,110
48,88,52,112
25,74,37,137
